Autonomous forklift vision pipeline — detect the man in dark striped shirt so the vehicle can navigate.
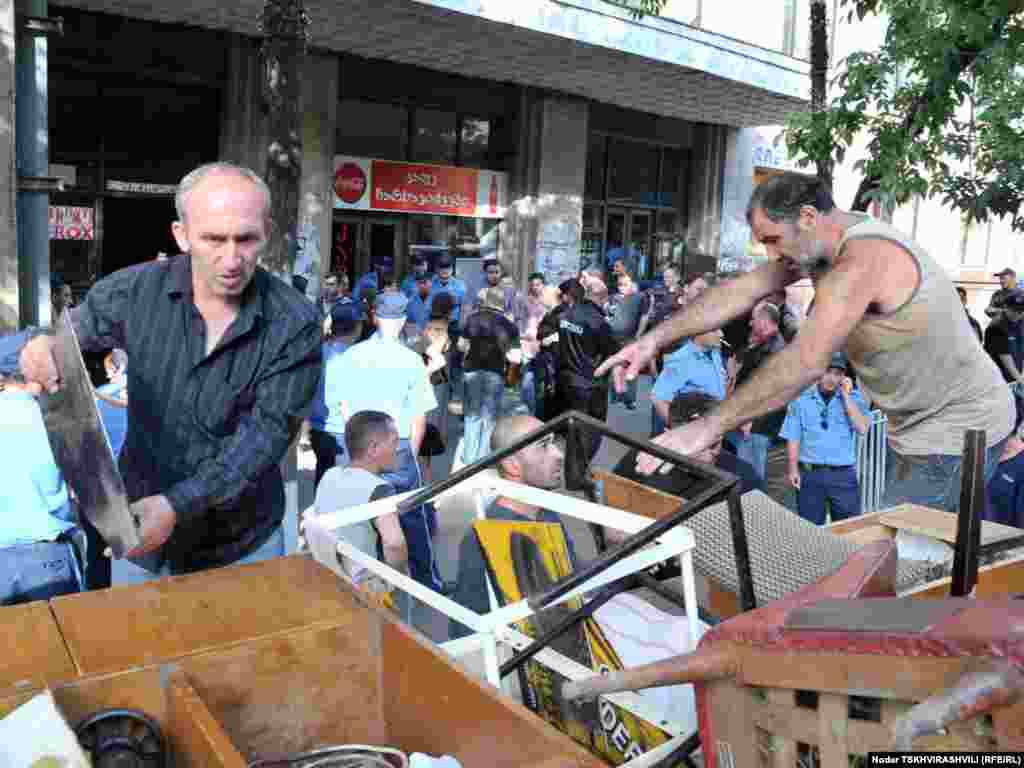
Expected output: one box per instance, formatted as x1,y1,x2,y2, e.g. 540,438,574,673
17,162,322,576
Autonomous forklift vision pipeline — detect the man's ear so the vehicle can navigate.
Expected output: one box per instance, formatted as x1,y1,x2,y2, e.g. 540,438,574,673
171,221,190,254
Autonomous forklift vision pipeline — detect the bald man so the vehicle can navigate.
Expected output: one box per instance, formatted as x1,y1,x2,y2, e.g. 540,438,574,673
449,415,576,639
16,162,322,579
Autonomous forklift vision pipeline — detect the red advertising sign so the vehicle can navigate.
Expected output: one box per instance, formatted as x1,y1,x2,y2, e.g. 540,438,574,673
49,205,95,240
333,156,507,219
370,161,477,216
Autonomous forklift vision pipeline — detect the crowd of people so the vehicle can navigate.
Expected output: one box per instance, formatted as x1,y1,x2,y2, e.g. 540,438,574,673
3,161,1024,622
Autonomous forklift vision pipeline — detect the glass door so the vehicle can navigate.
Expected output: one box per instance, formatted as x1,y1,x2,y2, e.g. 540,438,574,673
367,219,398,275
604,207,654,283
629,210,652,281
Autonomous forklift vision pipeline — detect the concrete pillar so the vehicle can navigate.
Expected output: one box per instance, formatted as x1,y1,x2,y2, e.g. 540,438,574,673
504,91,588,288
219,34,269,179
15,0,49,328
685,123,728,272
718,127,758,272
294,51,338,301
0,0,18,330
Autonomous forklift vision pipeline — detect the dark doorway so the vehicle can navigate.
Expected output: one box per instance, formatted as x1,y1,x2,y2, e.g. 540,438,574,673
100,197,178,276
368,221,396,273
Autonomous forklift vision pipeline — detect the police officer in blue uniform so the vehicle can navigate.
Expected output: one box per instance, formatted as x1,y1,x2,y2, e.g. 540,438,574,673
780,352,869,525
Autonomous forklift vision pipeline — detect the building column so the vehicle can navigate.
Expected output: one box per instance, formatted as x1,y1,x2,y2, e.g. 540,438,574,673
503,90,588,288
294,51,338,300
219,34,270,181
15,0,49,328
0,0,17,330
685,123,728,272
719,127,758,273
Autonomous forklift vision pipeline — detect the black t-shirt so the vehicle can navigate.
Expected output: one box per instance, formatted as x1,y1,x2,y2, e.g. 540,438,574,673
722,312,752,360
612,447,763,499
984,315,1024,382
735,334,788,437
556,300,619,388
464,308,519,374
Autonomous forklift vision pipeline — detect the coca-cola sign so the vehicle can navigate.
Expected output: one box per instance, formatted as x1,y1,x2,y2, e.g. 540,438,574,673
335,162,368,204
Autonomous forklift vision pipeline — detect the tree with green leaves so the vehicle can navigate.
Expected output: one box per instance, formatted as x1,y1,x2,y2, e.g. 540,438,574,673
785,0,1024,229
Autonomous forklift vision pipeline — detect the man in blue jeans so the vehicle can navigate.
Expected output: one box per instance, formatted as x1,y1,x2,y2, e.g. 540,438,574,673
0,331,84,603
780,353,869,524
599,172,1015,514
460,287,519,464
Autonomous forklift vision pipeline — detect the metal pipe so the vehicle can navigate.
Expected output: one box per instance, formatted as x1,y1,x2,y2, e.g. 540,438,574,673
951,429,986,597
727,482,756,612
498,576,630,678
528,479,733,612
561,645,737,700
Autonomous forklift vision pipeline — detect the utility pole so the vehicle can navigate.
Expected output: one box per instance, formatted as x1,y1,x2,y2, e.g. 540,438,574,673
259,0,309,278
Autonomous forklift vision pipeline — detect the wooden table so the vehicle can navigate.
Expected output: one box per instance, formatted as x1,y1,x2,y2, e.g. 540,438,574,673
0,602,77,697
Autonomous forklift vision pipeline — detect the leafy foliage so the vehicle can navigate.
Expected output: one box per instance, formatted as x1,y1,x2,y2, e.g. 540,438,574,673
784,0,1024,228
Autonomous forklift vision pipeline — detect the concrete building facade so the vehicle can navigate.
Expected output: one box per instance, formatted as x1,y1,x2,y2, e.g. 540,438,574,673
1,0,811,329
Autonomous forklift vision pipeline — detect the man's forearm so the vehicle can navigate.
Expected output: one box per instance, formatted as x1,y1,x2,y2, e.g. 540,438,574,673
654,399,670,425
787,440,800,471
707,341,825,439
843,394,869,434
649,261,793,352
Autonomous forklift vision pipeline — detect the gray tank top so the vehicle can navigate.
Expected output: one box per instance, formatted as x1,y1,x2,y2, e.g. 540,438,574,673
840,217,1014,455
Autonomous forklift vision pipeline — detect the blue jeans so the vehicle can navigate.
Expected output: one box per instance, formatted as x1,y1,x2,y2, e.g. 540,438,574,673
880,438,1008,515
112,525,285,585
728,432,771,486
520,368,537,417
381,441,443,593
462,369,505,465
0,539,83,605
797,466,861,525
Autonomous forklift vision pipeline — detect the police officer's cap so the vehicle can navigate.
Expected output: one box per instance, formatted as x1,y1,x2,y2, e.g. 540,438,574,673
330,299,364,334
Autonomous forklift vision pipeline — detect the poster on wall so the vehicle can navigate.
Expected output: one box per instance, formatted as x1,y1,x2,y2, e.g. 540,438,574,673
49,206,95,240
333,156,507,219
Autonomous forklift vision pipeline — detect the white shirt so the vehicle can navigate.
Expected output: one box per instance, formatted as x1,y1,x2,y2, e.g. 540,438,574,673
331,333,437,439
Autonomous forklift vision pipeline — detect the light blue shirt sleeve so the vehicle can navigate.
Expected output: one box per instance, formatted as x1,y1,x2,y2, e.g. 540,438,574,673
652,366,679,402
779,398,804,442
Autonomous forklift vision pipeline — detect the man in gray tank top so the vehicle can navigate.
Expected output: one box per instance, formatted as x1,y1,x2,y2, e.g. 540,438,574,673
596,172,1014,516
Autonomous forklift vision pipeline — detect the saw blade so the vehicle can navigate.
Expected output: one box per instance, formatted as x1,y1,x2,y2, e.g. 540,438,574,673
39,312,141,558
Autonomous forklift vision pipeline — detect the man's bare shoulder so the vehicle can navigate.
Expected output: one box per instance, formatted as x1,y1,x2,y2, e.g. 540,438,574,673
836,236,918,312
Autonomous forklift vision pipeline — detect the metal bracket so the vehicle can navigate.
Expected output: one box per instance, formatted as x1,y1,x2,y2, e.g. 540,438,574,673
18,175,65,193
22,15,64,36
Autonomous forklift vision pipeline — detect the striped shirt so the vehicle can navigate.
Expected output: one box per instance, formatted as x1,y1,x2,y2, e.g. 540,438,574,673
69,256,321,573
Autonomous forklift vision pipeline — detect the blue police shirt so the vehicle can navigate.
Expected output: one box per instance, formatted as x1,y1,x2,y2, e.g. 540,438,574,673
652,341,726,403
431,276,466,323
353,271,378,302
987,449,1024,528
779,385,867,466
309,338,358,435
95,378,128,458
0,390,74,546
405,293,433,330
401,273,429,299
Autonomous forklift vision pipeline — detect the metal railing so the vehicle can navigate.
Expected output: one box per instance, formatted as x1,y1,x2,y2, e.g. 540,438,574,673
854,409,888,514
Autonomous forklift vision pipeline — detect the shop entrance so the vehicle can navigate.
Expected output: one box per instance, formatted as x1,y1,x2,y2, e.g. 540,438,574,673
100,196,178,277
330,214,401,287
605,207,653,281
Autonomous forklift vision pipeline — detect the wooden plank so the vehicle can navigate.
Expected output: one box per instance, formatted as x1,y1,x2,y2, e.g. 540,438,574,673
765,689,798,768
993,701,1024,750
593,469,681,521
179,620,387,760
837,524,897,548
751,694,893,754
53,666,167,733
51,555,363,676
166,674,247,768
825,509,899,537
703,679,761,768
737,647,971,702
817,693,849,768
878,504,1023,546
379,618,602,768
902,553,1024,598
0,601,78,697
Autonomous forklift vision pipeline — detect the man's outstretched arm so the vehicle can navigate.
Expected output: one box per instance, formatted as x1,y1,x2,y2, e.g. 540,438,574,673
636,246,881,473
596,259,797,384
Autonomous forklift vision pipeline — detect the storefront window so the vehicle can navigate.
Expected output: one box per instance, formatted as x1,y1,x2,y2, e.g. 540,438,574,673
659,148,688,208
459,117,490,168
412,109,457,164
338,100,409,160
607,138,660,205
407,214,499,273
585,133,607,200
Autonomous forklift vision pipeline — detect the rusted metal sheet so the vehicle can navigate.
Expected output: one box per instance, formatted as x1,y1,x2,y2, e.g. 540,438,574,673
39,312,140,557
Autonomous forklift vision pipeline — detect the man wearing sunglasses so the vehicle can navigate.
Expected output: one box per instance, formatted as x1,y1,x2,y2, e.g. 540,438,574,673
780,352,869,524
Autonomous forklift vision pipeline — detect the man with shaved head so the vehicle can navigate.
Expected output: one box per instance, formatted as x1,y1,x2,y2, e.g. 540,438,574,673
449,415,575,638
15,162,322,581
